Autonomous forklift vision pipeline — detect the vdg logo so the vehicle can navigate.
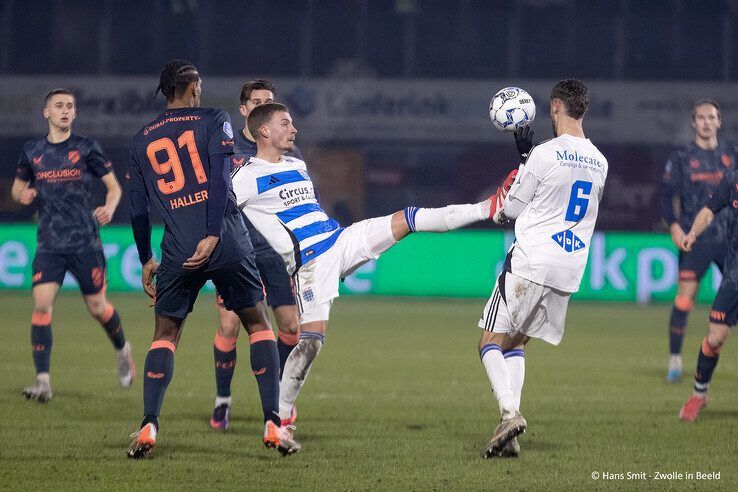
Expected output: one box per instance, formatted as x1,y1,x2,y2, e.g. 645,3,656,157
552,230,586,253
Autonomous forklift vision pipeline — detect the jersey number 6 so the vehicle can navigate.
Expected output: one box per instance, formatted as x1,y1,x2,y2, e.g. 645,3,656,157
146,130,207,195
565,180,592,222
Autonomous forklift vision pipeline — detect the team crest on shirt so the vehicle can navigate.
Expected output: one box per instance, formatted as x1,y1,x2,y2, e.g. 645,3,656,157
551,230,585,253
302,288,314,302
722,154,733,167
223,121,234,139
68,150,81,164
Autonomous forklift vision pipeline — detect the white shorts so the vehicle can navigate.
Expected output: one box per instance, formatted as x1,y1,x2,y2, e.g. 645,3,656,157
478,271,571,346
295,214,396,324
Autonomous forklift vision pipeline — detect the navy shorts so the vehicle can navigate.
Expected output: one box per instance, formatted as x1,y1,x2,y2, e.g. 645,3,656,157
710,255,738,327
156,256,264,319
216,252,294,309
256,253,295,308
32,250,106,295
678,239,725,281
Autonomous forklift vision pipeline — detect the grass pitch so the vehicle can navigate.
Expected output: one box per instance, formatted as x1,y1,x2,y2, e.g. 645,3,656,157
0,292,736,490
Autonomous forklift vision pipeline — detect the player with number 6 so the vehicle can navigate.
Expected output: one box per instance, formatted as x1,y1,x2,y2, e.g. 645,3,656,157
479,79,608,458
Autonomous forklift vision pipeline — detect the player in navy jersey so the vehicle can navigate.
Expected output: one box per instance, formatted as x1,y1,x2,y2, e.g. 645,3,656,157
125,61,299,458
678,167,738,421
210,80,302,430
11,88,134,403
661,100,736,382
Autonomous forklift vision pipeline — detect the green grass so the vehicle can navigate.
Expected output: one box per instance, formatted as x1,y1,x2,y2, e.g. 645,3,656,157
0,292,736,490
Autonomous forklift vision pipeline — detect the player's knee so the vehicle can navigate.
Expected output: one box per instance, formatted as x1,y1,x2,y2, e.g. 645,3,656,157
674,294,694,312
85,298,107,319
706,331,728,350
31,307,52,325
32,305,53,316
276,316,299,335
217,320,240,338
478,329,499,350
392,210,412,240
218,311,241,338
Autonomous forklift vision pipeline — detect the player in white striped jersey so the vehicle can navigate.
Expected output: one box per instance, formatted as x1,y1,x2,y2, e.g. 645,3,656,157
232,102,498,444
478,79,608,458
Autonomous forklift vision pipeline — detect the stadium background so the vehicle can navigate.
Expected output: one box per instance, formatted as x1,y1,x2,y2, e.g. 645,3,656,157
1,0,738,302
1,2,738,489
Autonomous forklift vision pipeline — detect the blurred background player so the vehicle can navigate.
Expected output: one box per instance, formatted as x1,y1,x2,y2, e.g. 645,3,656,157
679,167,738,421
478,79,607,458
232,102,497,447
125,61,299,458
210,80,301,430
661,100,736,382
11,88,133,403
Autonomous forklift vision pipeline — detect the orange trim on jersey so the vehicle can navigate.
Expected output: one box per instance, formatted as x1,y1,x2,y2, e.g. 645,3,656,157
150,340,177,353
674,295,694,312
278,331,299,346
31,312,52,326
101,304,115,323
249,330,276,344
214,333,237,352
701,337,721,357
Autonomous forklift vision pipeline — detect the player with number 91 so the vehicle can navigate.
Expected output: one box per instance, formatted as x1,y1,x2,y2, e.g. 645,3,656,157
125,59,300,458
478,79,608,458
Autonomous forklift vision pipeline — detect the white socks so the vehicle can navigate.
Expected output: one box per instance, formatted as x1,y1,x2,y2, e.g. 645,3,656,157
506,351,526,410
480,344,526,420
405,202,488,232
278,334,324,420
480,345,516,419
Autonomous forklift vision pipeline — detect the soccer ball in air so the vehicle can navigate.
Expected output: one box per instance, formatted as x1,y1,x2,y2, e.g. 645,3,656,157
489,87,536,132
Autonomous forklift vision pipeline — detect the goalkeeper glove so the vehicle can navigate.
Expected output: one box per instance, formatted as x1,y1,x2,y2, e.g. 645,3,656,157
514,125,534,163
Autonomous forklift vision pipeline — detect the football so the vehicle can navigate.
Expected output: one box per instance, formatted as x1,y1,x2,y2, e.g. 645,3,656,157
489,87,536,132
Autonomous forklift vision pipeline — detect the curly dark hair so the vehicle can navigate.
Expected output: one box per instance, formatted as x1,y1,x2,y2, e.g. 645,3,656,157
550,78,590,119
154,59,199,101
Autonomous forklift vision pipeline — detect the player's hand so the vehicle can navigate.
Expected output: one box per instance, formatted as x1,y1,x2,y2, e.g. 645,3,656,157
669,223,686,249
681,232,697,252
19,188,37,205
93,205,115,226
141,257,158,299
183,235,220,270
514,125,534,163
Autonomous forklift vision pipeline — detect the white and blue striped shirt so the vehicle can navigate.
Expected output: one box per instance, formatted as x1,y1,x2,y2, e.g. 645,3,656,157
231,156,342,274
